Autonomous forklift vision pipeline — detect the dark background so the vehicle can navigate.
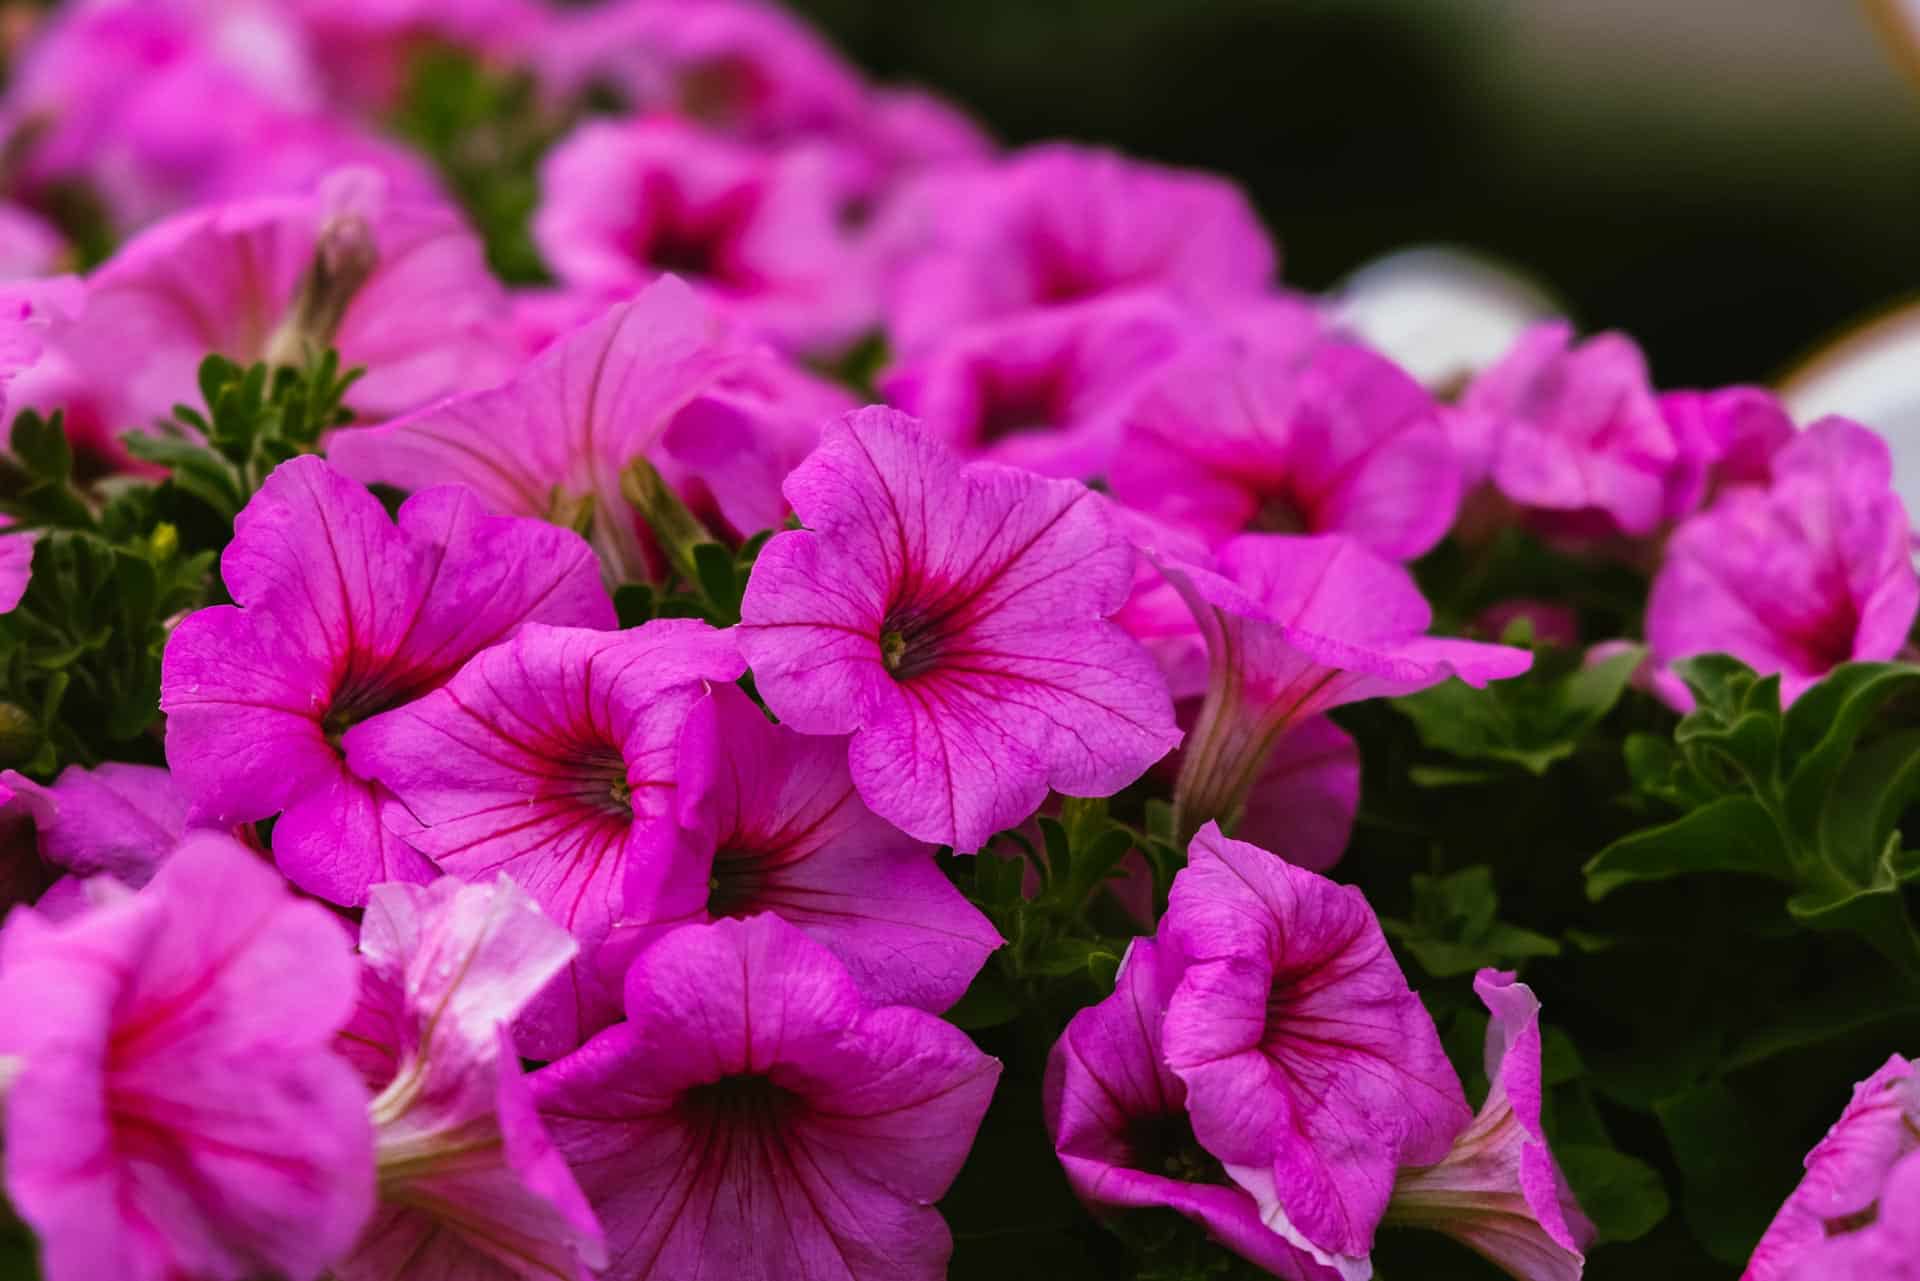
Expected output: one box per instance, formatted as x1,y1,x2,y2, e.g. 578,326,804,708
795,0,1920,388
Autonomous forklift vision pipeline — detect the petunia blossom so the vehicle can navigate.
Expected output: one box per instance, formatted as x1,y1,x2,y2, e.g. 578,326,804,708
611,681,1000,1013
161,456,614,905
1786,1148,1920,1280
330,278,752,583
532,117,875,355
1657,384,1794,523
1045,935,1340,1279
63,168,511,432
878,291,1190,478
1150,533,1530,841
532,913,1001,1281
1455,321,1678,537
0,762,187,888
336,876,607,1281
0,831,372,1281
1160,824,1472,1279
1111,306,1459,560
1388,970,1595,1281
343,620,746,1058
1742,1053,1920,1281
880,143,1275,355
1231,713,1361,873
736,407,1181,852
0,519,30,615
1646,417,1918,710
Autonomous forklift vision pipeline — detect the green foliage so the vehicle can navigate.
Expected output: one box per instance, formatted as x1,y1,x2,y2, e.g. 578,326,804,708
388,44,574,284
1382,864,1561,978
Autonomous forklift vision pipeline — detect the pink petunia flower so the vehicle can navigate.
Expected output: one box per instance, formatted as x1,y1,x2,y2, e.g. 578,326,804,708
1044,934,1341,1279
1230,713,1361,873
0,202,65,280
343,620,746,1058
878,291,1191,479
1111,303,1459,560
1150,533,1530,842
532,117,876,356
1388,969,1595,1281
0,831,372,1281
1646,417,1918,710
63,168,511,433
0,519,30,614
0,762,187,889
161,456,614,905
879,143,1275,355
736,407,1181,852
1785,1148,1920,1280
611,681,1001,1013
335,875,607,1281
1456,321,1678,538
1657,384,1795,523
1160,824,1472,1278
532,913,1001,1281
1742,1053,1920,1281
534,0,869,140
330,278,758,583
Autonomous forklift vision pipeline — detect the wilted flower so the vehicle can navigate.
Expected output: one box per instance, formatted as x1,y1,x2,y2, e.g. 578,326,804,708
737,407,1181,851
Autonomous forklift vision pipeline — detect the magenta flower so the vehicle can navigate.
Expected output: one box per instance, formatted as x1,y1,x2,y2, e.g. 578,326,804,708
737,407,1181,851
330,279,752,583
881,143,1276,355
343,620,746,1058
1743,1054,1920,1281
1388,970,1595,1281
0,519,30,614
1457,321,1678,537
64,169,511,432
1646,417,1918,710
878,291,1190,478
1160,825,1470,1277
1111,309,1459,560
1045,935,1341,1279
1784,1149,1920,1280
533,117,875,355
1231,714,1361,873
337,876,607,1281
0,202,64,280
161,456,614,905
615,681,1000,1013
1657,384,1794,522
1151,533,1530,840
532,913,1001,1281
0,831,372,1281
0,762,186,888
535,0,868,139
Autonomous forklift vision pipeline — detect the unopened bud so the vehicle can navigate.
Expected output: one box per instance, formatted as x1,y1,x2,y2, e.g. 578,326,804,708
264,212,379,369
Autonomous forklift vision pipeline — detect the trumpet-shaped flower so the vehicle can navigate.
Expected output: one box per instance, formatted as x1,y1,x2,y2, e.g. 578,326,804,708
344,621,746,1058
532,914,1001,1281
0,831,371,1281
1742,1054,1920,1281
1388,970,1595,1281
1657,384,1794,522
1785,1149,1920,1280
1646,417,1918,710
878,291,1190,478
615,682,1000,1012
881,144,1275,354
736,407,1180,851
1152,533,1530,839
1045,935,1340,1279
1112,313,1458,560
65,169,511,431
1456,322,1677,537
336,876,607,1281
161,457,613,905
532,118,875,355
330,278,750,583
1161,824,1471,1278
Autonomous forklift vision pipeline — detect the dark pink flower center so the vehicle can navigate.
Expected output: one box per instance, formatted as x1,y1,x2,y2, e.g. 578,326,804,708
977,369,1067,444
678,1073,801,1131
706,847,767,917
1248,490,1310,535
322,665,443,752
631,178,762,291
1123,1112,1228,1185
879,604,950,682
550,745,633,817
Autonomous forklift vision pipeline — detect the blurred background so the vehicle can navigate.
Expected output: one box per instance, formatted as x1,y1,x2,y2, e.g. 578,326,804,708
793,0,1920,389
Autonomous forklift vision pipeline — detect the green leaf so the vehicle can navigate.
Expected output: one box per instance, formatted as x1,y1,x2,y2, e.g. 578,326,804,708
1584,796,1792,900
1556,1144,1670,1243
1656,1081,1789,1264
943,967,1020,1031
1394,644,1643,776
1383,865,1559,978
